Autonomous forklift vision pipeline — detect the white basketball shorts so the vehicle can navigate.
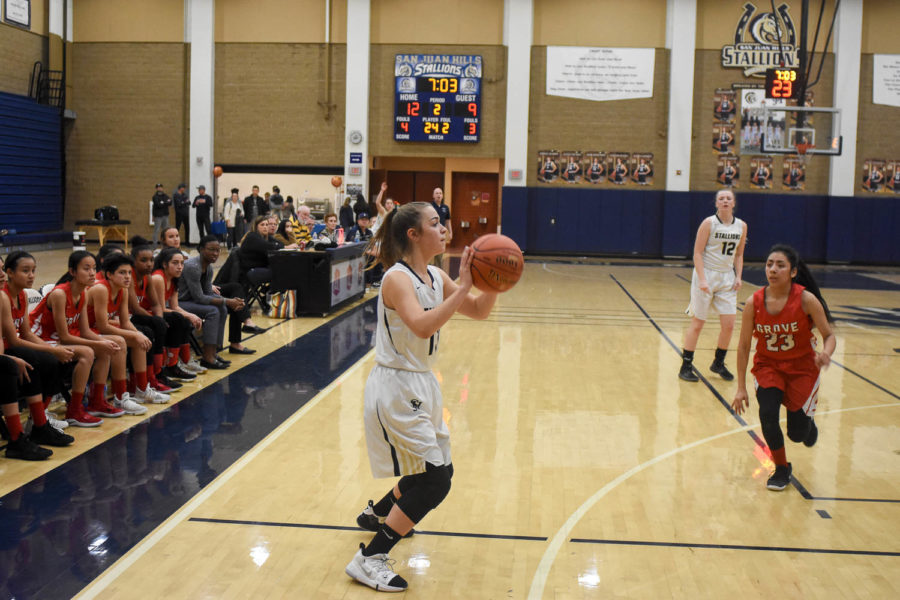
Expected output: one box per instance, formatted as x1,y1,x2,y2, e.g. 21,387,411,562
363,365,451,479
687,268,737,320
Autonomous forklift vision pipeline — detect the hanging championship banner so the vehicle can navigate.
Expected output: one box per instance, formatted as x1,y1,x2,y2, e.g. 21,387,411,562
583,152,606,184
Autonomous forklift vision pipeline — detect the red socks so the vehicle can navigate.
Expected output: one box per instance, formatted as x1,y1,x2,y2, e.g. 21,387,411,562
135,370,148,391
179,344,191,363
771,446,788,466
4,413,23,441
166,348,179,367
28,401,48,427
112,379,127,401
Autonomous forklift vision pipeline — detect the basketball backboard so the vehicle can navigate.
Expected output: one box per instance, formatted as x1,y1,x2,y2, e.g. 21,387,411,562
760,106,842,155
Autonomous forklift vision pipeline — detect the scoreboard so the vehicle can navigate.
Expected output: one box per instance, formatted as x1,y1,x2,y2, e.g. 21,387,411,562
394,54,482,143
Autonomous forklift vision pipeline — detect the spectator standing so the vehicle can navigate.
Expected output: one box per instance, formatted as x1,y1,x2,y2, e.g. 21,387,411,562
340,197,356,231
353,190,370,221
244,185,267,224
269,185,284,214
173,182,191,245
430,187,452,267
193,185,213,239
223,188,244,249
151,183,172,247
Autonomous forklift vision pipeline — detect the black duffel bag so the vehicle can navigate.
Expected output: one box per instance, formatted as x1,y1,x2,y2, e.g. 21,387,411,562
94,205,120,221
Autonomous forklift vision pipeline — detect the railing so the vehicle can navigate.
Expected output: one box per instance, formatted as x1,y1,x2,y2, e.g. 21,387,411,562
28,61,64,108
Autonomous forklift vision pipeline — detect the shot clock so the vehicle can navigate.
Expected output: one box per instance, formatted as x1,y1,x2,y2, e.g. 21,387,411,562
764,67,802,100
394,54,482,143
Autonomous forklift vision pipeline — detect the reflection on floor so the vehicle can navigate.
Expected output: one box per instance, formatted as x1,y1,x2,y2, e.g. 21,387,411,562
0,298,377,600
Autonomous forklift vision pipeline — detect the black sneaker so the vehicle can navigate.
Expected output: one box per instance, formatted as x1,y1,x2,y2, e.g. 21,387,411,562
165,366,197,381
356,500,415,538
29,423,75,447
709,361,734,381
804,419,818,447
156,374,182,390
6,436,53,461
678,364,699,382
766,463,792,491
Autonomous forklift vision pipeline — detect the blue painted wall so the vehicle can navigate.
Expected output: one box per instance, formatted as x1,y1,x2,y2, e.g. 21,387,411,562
0,92,63,234
502,186,900,265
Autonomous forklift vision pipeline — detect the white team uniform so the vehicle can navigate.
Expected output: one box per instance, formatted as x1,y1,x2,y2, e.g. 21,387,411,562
364,261,450,478
687,215,744,320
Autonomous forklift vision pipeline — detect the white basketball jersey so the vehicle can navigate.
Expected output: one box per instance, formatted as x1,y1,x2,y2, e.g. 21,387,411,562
703,215,744,272
375,261,445,372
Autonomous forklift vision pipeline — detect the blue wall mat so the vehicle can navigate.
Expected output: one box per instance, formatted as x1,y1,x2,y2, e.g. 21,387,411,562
0,91,63,234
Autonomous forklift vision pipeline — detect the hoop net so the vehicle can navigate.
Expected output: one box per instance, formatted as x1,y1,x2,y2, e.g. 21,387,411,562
795,143,815,167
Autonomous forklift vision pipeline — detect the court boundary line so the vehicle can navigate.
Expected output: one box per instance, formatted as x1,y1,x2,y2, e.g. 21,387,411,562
187,516,548,542
569,538,900,557
75,349,375,600
525,275,900,599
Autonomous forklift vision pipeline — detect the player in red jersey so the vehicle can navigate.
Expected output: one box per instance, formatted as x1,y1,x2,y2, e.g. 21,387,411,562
732,244,835,491
151,248,202,382
30,251,127,424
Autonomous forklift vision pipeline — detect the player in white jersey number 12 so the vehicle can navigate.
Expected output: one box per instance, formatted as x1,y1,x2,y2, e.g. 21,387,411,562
345,202,498,593
680,189,748,382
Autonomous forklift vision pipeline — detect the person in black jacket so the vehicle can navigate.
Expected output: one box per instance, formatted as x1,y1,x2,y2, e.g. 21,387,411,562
237,215,283,293
151,183,172,247
339,196,356,230
243,185,268,225
193,185,213,239
173,182,191,245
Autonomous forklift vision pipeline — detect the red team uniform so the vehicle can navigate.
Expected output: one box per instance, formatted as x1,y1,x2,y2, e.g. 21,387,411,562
2,288,28,346
135,274,153,312
30,283,86,342
750,283,819,415
152,269,176,307
87,279,125,330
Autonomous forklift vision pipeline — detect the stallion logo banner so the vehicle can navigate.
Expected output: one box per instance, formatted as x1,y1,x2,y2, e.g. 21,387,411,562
721,2,797,77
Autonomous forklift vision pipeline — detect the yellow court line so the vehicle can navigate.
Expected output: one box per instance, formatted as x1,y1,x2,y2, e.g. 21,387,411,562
75,348,375,600
526,400,900,600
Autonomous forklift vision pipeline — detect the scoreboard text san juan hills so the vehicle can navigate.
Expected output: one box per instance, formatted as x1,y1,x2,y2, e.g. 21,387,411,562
394,54,482,143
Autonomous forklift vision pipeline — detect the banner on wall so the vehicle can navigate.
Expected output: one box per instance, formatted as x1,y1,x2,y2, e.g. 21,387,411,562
713,123,736,154
782,157,805,191
583,152,606,184
740,89,784,153
873,54,900,108
560,151,583,183
630,153,654,186
714,89,736,123
861,159,887,193
887,161,900,194
546,47,655,102
607,153,631,185
717,154,740,188
721,2,798,77
749,156,773,189
537,150,560,183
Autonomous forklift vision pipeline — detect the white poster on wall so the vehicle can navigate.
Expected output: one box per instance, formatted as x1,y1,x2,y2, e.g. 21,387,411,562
873,54,900,108
546,47,654,102
4,0,31,28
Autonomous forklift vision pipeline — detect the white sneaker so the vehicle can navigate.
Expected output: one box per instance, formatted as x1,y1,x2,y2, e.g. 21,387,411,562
46,410,70,430
112,393,149,415
135,386,171,404
180,359,207,374
345,545,408,592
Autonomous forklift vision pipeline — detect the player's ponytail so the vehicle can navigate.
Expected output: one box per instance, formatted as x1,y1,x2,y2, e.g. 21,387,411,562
769,243,833,323
370,202,429,269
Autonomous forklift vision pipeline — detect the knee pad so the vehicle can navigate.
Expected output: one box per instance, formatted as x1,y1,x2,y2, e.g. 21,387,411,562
786,410,810,443
396,464,452,524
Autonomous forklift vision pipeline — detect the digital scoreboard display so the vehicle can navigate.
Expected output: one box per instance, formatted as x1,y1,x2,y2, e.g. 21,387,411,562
764,67,802,100
394,54,482,143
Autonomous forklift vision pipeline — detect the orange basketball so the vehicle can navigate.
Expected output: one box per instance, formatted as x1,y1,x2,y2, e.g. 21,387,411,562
470,234,524,293
213,165,223,177
331,176,343,188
